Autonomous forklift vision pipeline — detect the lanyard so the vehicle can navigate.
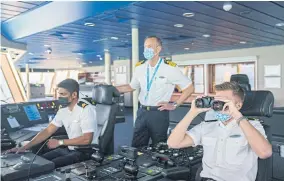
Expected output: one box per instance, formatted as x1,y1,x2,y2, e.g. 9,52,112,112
145,58,162,101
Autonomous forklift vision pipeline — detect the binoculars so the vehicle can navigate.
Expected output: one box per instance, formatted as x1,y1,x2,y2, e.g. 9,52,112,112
195,96,225,111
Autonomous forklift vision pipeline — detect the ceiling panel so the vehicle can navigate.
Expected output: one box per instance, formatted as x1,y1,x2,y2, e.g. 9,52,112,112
236,1,284,21
1,4,29,12
0,1,49,22
1,2,36,9
1,1,283,67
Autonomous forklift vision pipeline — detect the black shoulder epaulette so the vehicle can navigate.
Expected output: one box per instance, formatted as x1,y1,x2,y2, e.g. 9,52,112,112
164,60,177,67
77,101,88,108
135,60,146,67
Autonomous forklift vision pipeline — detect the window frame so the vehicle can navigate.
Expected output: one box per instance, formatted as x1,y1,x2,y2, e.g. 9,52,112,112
177,64,205,94
175,56,258,95
208,62,256,93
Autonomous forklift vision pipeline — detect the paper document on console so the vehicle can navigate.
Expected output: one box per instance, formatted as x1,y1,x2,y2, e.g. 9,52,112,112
7,116,20,128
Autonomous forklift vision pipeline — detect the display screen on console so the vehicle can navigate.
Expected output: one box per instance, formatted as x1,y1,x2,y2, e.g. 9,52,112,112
23,104,42,121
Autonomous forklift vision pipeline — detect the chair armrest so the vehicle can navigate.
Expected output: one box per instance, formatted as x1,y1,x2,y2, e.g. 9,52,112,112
74,144,100,154
50,135,68,140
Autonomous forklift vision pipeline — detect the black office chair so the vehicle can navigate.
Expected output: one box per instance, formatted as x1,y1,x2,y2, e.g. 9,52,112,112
230,74,251,91
195,90,274,181
91,84,120,155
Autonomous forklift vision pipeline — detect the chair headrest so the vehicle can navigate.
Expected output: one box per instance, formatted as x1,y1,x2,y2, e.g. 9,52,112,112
230,74,249,84
230,74,251,91
92,85,120,105
238,83,251,92
240,91,274,117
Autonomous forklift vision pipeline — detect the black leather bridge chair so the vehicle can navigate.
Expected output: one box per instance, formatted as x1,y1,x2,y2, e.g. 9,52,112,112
195,90,274,181
53,85,120,156
91,84,120,155
230,74,251,91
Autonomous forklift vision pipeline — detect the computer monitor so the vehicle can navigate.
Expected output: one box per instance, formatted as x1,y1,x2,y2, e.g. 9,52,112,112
22,104,42,121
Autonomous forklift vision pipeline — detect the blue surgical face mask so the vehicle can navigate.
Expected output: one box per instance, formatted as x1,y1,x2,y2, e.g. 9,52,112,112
215,112,231,122
143,47,155,60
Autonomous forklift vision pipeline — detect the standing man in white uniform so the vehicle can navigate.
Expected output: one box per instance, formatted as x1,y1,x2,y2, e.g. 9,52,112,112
7,79,98,168
167,82,272,181
117,36,194,147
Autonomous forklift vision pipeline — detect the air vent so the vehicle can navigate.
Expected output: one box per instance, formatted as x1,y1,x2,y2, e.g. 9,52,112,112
49,31,74,40
72,50,97,55
163,35,194,41
112,43,132,48
99,14,133,23
30,57,46,60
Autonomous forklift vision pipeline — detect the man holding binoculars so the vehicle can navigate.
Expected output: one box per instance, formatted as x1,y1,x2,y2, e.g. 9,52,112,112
167,82,272,181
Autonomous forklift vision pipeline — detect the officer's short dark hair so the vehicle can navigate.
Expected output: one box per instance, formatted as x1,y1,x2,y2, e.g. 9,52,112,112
145,36,162,47
57,79,79,98
215,82,245,102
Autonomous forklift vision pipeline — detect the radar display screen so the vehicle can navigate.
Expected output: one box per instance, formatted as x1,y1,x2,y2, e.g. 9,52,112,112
23,104,42,121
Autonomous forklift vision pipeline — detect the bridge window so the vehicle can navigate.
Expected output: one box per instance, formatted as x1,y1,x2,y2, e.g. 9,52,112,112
209,62,255,93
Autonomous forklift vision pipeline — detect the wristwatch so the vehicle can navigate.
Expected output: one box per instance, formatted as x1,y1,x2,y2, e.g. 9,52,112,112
58,140,64,146
172,101,179,108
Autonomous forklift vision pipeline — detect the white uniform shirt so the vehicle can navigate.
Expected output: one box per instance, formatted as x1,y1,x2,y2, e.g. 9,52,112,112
51,101,98,150
130,58,192,106
187,120,267,181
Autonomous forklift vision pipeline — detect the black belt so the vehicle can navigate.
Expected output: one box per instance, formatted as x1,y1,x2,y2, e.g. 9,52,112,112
140,105,160,111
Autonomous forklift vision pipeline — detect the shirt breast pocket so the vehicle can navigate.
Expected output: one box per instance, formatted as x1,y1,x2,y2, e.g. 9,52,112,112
225,137,248,165
155,76,169,86
70,120,81,135
202,137,217,164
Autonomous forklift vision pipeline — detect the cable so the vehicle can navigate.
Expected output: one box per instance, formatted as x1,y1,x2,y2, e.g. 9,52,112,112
1,100,9,104
27,139,49,181
80,92,88,98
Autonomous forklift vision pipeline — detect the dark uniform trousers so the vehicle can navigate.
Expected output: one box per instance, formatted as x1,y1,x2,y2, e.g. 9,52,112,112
131,107,169,148
201,178,217,181
42,147,90,168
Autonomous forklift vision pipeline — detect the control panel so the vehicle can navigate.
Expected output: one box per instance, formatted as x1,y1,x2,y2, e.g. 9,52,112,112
28,144,203,181
1,152,54,181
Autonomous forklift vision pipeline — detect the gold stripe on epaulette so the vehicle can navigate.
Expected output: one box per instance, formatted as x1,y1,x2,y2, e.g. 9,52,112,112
164,60,177,67
135,60,146,67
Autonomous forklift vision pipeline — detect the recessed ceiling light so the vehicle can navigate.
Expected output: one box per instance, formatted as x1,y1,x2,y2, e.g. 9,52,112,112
81,62,87,65
183,12,195,18
100,57,103,60
89,61,92,63
174,24,184,28
240,41,247,44
184,48,190,50
84,22,95,27
104,49,109,52
44,44,50,47
96,55,101,57
77,53,83,55
28,52,34,55
126,33,131,36
110,37,119,40
276,22,284,27
203,34,211,38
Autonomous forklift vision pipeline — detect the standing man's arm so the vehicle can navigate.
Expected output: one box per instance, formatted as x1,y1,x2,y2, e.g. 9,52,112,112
158,65,194,111
116,84,135,93
116,66,140,94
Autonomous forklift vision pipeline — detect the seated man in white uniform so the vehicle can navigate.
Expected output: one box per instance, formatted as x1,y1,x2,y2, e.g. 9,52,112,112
8,79,98,168
167,82,272,181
